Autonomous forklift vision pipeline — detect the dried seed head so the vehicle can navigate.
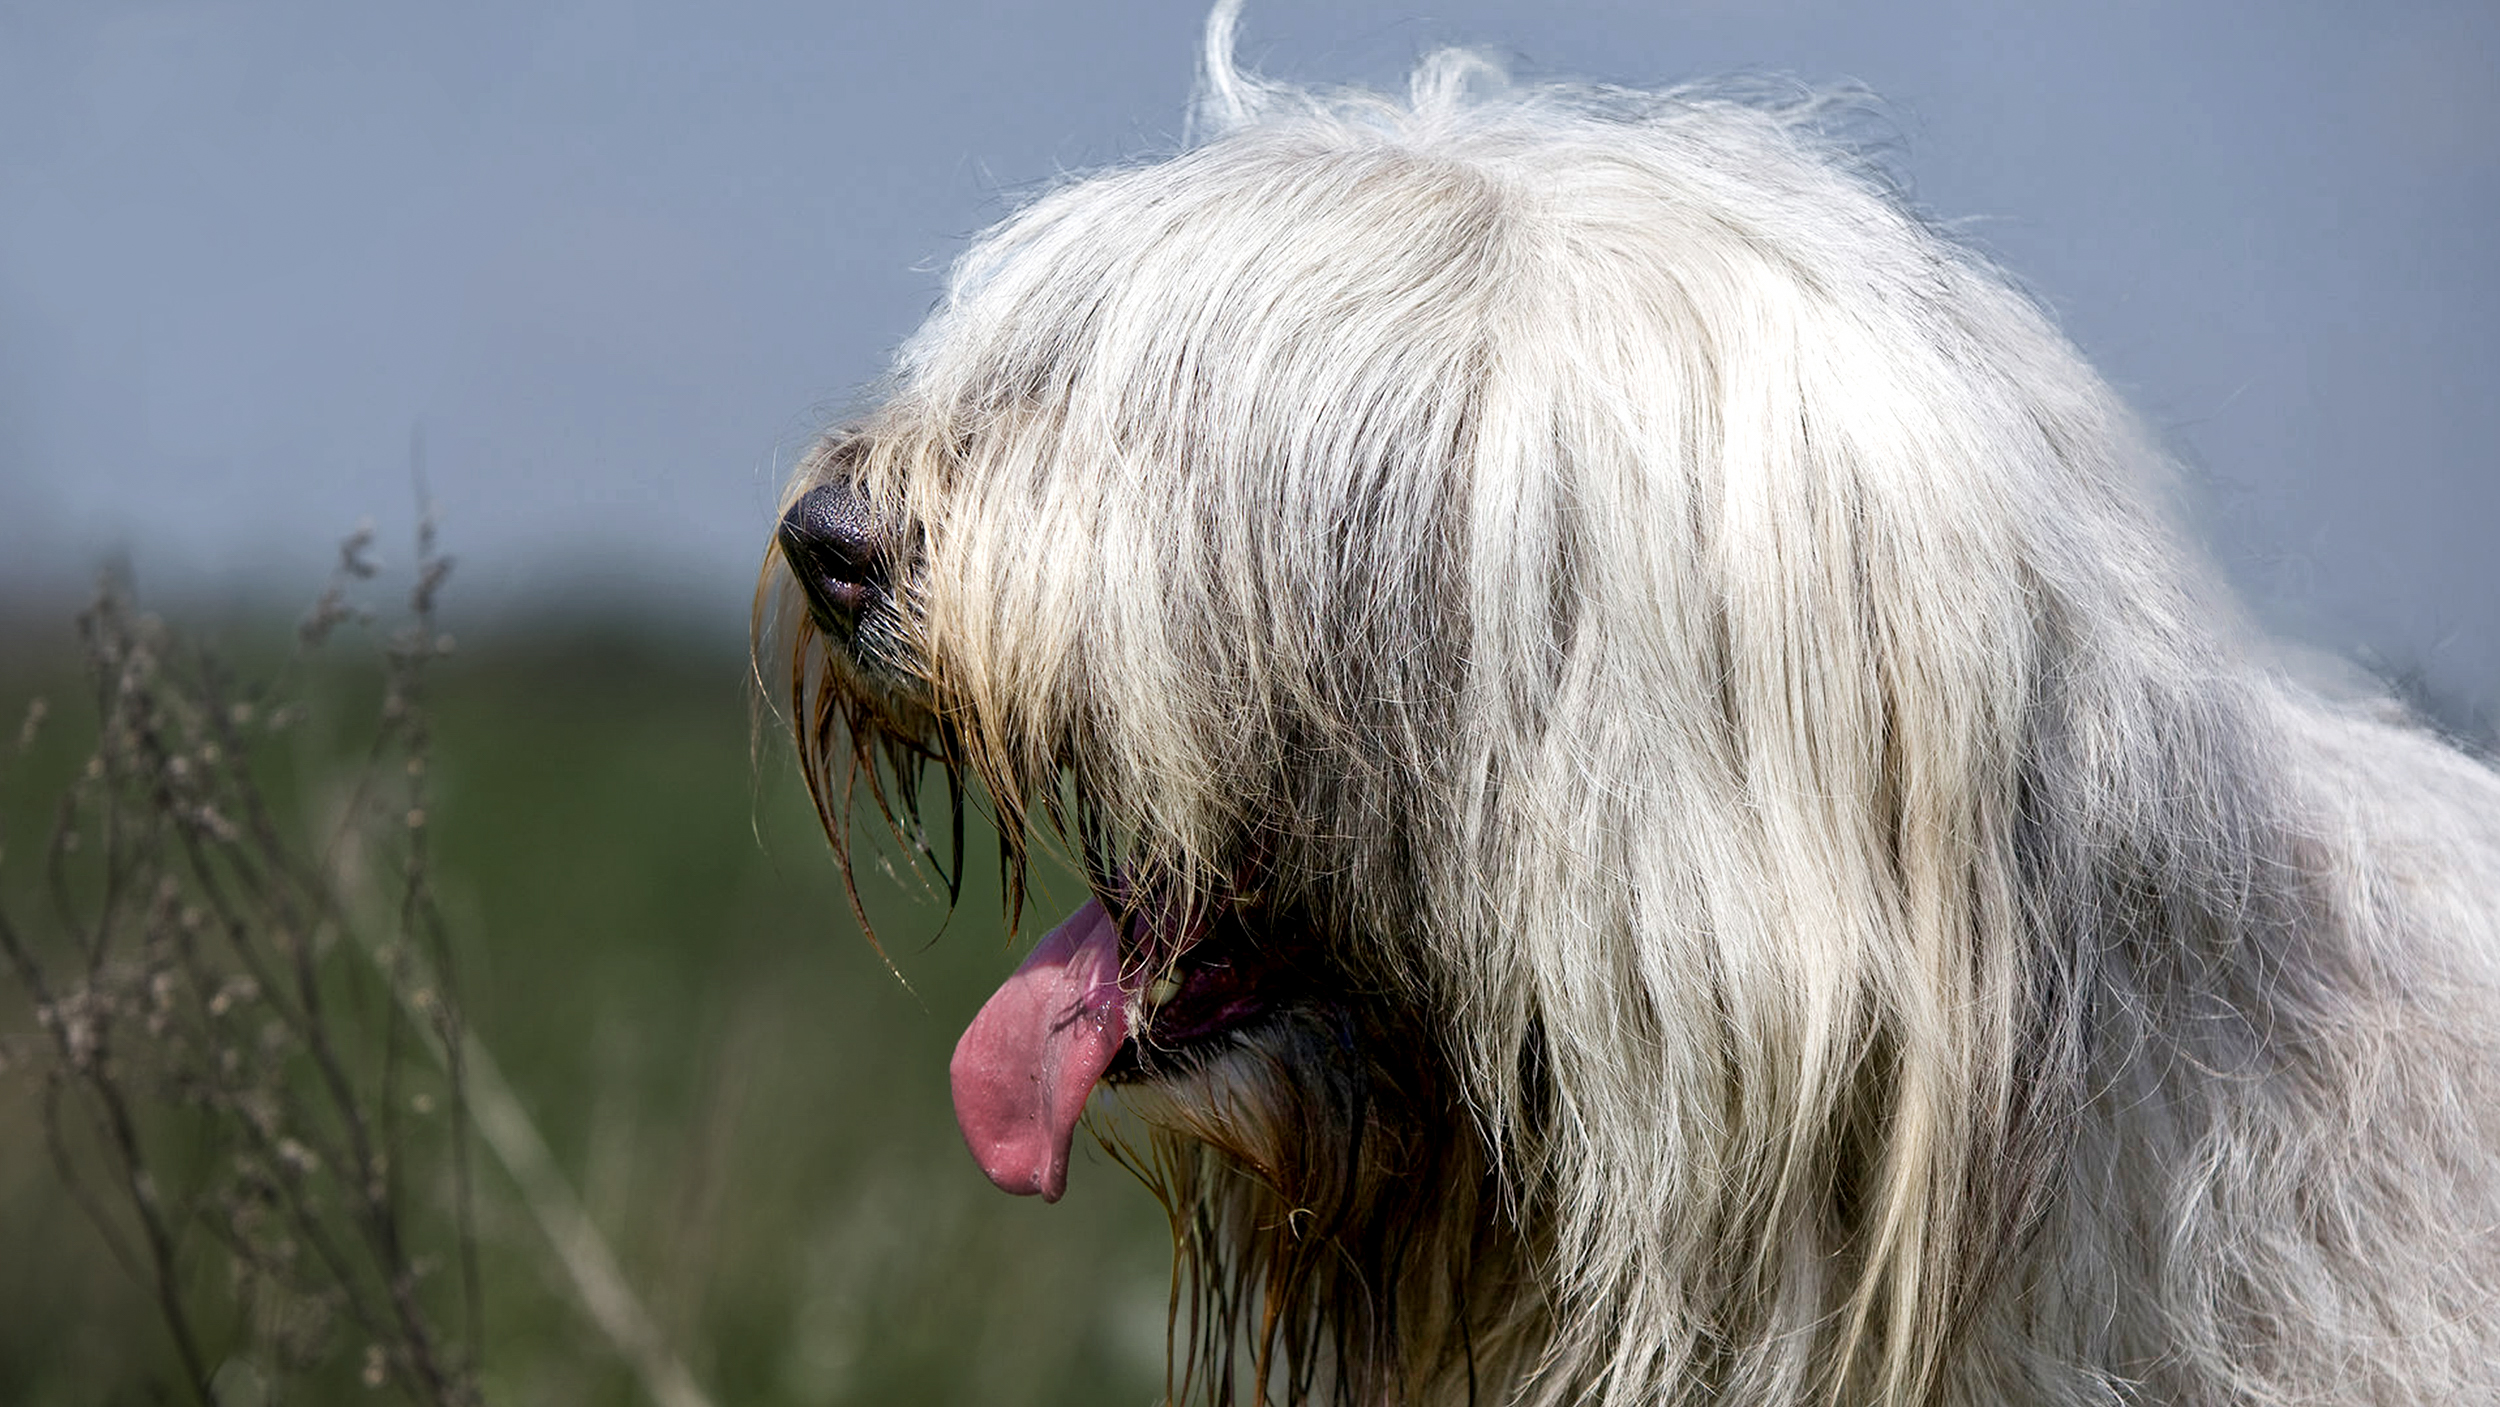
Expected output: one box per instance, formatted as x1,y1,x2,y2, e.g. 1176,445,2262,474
275,1139,321,1178
14,697,46,749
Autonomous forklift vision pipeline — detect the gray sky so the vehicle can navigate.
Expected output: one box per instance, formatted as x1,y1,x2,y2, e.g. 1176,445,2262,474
1,1,2493,701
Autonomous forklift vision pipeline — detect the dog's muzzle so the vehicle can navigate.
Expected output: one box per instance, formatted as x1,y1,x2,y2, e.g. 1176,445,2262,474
778,479,888,641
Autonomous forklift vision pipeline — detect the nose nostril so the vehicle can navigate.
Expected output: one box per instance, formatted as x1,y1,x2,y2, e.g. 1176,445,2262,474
779,481,888,626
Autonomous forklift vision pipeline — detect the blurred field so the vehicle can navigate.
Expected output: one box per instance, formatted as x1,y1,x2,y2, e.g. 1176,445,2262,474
0,600,1174,1406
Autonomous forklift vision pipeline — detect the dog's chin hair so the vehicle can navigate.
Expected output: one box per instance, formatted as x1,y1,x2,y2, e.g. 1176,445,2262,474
1107,1010,1545,1407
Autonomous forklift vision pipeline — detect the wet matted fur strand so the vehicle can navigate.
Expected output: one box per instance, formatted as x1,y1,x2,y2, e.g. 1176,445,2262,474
760,12,2500,1405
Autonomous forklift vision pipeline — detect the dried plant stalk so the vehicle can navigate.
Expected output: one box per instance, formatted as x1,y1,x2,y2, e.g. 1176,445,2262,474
0,519,480,1405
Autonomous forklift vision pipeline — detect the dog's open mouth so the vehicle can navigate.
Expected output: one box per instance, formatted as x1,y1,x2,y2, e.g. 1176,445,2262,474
947,887,1294,1201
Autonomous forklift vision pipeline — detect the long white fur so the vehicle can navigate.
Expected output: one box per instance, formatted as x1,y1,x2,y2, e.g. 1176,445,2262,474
817,9,2500,1403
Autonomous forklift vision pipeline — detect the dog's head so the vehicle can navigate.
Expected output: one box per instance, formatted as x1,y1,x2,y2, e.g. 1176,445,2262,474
761,30,2202,1405
763,94,1509,1387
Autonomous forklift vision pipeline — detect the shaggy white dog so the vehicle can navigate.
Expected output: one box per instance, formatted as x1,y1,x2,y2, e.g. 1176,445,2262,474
765,9,2500,1403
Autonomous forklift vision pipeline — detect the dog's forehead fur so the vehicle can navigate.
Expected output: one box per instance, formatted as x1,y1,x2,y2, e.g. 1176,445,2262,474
833,78,2184,893
770,31,2500,1407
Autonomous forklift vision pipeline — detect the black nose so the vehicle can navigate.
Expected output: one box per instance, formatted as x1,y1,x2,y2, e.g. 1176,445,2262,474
779,480,887,632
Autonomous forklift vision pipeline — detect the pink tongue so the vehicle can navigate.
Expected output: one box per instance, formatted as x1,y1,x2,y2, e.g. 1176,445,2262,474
949,900,1130,1201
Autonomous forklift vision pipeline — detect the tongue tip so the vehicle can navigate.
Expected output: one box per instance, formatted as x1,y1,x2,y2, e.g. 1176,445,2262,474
998,1158,1070,1203
965,1141,1070,1202
949,1046,1078,1203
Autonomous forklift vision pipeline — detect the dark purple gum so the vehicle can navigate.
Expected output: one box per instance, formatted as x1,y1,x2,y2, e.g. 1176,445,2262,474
1107,905,1307,1076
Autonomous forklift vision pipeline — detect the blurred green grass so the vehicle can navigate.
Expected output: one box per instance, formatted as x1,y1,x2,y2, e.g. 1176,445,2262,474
0,606,1174,1406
